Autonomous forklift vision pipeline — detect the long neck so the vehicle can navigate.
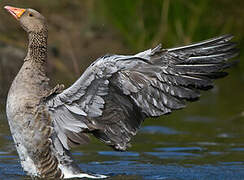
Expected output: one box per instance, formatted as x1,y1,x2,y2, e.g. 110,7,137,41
21,30,50,92
25,30,48,64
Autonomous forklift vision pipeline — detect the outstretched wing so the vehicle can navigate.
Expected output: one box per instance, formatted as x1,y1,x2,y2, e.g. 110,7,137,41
45,35,238,150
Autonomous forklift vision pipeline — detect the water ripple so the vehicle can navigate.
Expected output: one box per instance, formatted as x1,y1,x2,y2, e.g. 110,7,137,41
155,147,203,152
98,151,139,157
140,126,181,135
144,151,201,159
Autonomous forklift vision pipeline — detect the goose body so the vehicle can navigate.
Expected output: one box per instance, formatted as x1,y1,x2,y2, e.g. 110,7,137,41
4,5,238,179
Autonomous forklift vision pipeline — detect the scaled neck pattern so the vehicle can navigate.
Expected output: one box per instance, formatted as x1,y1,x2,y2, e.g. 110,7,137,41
25,29,48,64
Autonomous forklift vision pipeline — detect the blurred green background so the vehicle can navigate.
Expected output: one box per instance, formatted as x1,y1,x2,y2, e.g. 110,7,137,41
0,0,243,86
0,1,244,178
0,0,243,150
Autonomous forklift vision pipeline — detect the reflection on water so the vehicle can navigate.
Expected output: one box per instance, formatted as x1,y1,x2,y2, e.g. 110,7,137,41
140,126,182,135
1,119,244,179
2,151,244,180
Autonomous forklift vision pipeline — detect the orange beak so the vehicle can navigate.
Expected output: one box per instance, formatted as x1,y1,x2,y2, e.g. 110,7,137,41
4,6,26,20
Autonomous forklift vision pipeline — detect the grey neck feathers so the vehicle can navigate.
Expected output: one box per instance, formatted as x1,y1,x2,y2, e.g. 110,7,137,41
25,30,48,63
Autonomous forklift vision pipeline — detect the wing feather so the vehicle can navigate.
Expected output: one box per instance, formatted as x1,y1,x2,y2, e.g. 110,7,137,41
45,35,238,150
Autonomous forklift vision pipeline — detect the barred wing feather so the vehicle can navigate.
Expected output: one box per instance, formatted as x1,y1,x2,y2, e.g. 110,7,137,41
45,35,238,150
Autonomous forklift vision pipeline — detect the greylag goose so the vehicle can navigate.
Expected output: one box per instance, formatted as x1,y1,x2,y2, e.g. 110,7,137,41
4,5,238,179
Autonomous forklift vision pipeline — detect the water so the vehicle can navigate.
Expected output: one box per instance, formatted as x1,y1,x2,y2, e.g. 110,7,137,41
0,0,243,178
0,70,243,179
2,125,244,180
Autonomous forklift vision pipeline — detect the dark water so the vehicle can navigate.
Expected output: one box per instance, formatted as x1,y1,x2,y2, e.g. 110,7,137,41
0,69,244,180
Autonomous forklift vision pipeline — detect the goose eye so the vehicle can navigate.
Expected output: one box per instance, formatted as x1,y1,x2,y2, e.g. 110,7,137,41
29,13,33,17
